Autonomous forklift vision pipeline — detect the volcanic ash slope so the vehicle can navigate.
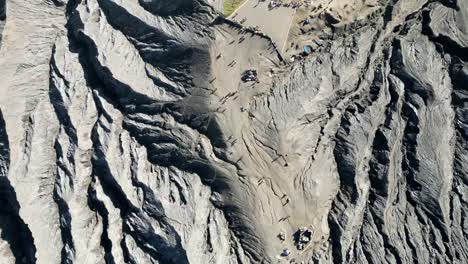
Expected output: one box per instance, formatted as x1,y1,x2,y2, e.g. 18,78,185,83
0,0,467,263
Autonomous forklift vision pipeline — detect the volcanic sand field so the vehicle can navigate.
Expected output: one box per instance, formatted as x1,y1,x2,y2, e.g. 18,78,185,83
230,0,296,53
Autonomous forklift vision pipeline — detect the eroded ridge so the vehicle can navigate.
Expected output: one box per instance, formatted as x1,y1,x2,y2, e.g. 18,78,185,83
0,0,467,263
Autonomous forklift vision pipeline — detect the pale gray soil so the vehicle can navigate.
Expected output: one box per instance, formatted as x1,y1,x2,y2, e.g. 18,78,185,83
230,0,296,52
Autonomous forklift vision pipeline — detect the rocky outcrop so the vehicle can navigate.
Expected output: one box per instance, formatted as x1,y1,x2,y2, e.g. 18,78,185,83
0,0,467,263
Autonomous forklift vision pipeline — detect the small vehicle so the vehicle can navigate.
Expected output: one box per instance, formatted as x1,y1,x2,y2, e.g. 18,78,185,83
241,70,258,82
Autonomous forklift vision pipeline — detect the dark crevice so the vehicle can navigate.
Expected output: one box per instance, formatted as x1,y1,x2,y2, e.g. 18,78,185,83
90,122,189,264
0,109,37,264
403,222,420,264
120,236,137,264
53,142,76,264
87,178,116,264
49,45,78,144
0,0,5,48
421,8,468,62
0,0,5,21
358,217,378,264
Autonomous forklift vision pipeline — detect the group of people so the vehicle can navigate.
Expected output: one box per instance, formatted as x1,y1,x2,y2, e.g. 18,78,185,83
278,226,313,258
296,226,312,250
267,0,309,10
241,69,258,82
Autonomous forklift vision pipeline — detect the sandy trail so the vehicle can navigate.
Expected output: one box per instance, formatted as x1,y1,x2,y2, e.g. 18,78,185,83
231,0,296,54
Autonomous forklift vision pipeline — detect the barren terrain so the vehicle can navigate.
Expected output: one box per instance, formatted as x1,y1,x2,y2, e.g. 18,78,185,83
0,0,467,263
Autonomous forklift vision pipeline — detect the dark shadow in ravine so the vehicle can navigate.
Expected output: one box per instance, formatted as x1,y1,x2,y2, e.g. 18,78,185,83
0,109,37,264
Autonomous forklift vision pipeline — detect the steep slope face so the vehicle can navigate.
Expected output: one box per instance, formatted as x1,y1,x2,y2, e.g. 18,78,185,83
0,0,467,263
0,0,5,45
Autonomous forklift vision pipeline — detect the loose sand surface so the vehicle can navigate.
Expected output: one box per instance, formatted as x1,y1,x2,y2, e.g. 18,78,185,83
230,0,296,53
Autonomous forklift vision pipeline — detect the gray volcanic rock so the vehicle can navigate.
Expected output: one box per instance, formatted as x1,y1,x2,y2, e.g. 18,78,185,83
0,0,467,263
0,0,5,45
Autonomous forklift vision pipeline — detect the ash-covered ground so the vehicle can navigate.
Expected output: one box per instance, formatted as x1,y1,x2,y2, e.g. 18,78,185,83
0,0,467,263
